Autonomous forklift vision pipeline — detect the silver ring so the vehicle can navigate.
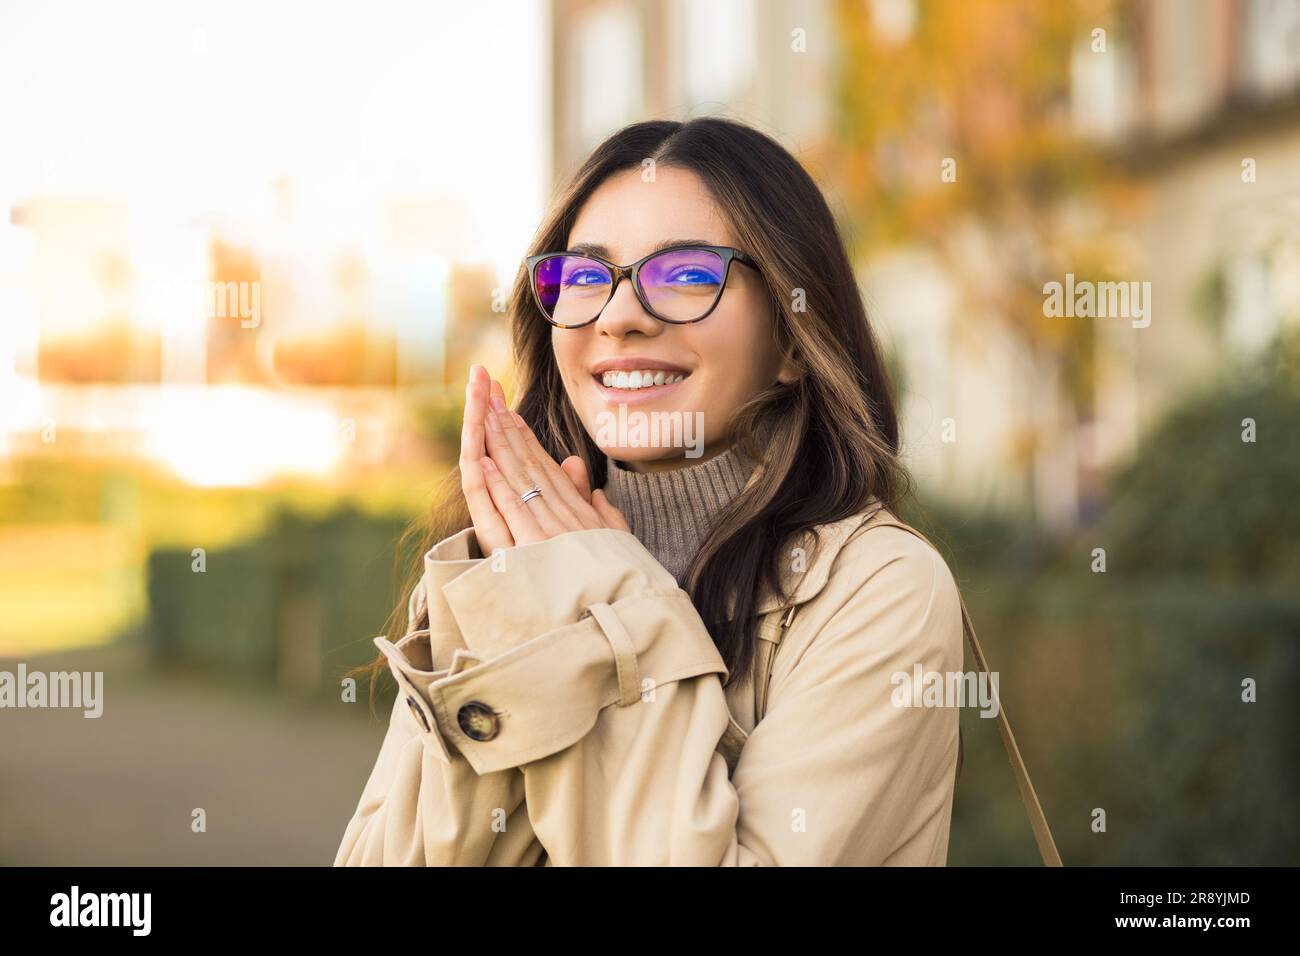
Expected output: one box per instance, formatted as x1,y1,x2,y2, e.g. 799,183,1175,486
520,486,543,503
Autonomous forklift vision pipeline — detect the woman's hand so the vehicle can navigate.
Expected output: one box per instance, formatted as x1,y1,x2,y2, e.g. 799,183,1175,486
460,364,629,554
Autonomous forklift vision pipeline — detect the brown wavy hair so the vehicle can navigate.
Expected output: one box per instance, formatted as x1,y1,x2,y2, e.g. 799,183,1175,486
349,116,913,712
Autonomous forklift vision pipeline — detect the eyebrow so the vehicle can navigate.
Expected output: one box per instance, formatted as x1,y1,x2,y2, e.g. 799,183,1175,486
566,238,716,260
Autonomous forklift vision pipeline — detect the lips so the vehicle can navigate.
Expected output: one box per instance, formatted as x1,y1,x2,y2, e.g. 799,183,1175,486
588,368,692,405
590,357,692,376
589,356,693,396
596,369,689,390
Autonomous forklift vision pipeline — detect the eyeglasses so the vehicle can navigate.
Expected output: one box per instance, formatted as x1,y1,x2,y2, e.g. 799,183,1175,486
525,244,759,328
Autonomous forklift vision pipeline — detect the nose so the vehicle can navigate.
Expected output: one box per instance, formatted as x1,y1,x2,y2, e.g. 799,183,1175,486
593,274,663,338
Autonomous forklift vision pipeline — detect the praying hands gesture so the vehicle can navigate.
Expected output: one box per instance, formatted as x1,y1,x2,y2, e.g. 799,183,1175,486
460,364,629,556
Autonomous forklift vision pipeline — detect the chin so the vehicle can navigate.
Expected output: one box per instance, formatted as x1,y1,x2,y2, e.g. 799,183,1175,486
603,447,692,467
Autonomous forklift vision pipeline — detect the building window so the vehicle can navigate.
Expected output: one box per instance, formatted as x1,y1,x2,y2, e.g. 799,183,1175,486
574,4,644,153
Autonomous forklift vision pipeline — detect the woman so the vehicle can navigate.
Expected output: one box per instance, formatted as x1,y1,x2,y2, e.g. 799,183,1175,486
334,116,965,866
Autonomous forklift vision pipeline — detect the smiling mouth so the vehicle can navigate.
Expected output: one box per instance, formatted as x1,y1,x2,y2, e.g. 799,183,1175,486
593,369,691,391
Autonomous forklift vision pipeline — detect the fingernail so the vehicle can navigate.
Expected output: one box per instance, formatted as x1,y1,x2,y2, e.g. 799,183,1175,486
486,410,501,432
511,411,526,428
489,392,507,413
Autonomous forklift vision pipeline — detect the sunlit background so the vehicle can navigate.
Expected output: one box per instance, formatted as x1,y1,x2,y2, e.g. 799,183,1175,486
2,0,1297,865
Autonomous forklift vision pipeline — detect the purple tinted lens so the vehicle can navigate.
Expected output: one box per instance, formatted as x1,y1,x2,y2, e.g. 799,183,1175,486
638,249,725,321
534,255,611,325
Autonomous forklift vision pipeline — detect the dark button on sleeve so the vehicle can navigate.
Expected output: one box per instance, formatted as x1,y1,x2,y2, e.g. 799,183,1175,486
406,695,431,733
457,701,500,741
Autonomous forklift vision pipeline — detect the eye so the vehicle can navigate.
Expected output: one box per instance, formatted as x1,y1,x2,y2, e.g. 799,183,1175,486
563,267,610,288
664,265,722,287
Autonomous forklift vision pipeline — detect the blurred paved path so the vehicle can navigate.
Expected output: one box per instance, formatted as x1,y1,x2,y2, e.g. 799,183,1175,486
0,642,390,865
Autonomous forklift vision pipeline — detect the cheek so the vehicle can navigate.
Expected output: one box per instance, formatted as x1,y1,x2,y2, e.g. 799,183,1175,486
551,332,592,410
551,332,577,386
706,298,779,392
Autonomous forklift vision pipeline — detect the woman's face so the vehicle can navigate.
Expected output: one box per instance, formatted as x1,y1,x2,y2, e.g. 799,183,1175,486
550,165,797,472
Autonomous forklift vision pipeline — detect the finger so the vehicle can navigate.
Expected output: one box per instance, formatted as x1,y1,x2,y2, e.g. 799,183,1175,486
499,404,600,528
560,455,591,501
552,467,602,530
552,452,607,531
483,384,587,535
480,456,548,545
592,489,631,532
483,409,571,538
461,366,512,553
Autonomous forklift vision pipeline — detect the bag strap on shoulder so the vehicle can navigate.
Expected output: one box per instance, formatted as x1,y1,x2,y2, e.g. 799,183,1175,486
757,514,1064,867
864,517,1063,866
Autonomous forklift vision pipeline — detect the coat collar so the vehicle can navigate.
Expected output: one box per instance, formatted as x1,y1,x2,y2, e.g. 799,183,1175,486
737,462,887,617
750,505,886,615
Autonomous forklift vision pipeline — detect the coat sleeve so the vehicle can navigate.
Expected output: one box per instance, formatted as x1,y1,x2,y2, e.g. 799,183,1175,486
332,530,541,866
422,524,964,866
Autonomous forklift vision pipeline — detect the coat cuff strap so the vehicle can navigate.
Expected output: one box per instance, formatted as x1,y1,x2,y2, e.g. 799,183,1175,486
386,589,726,775
374,636,455,765
586,602,642,707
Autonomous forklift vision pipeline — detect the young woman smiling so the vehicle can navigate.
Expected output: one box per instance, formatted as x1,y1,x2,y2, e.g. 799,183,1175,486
334,117,971,867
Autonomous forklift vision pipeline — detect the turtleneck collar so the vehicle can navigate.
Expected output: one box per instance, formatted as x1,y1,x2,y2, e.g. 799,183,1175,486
599,444,760,587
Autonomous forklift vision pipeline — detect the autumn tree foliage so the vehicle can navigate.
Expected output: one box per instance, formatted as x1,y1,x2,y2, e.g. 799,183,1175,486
829,0,1139,456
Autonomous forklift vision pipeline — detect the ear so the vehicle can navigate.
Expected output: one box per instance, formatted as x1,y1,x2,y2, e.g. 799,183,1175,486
771,310,801,385
775,344,802,385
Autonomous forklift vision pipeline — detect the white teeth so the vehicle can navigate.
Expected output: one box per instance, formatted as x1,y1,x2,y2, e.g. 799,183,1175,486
599,370,688,389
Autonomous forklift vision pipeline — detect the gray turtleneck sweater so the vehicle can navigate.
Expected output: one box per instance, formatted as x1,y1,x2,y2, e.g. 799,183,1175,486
599,444,760,587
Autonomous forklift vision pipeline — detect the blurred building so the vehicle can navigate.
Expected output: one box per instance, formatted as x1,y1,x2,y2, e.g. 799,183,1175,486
1101,0,1300,430
550,0,833,178
1,177,505,481
10,198,160,384
882,0,1300,528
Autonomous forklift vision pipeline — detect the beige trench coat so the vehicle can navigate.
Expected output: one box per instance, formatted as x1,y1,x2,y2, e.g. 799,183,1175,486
333,478,964,866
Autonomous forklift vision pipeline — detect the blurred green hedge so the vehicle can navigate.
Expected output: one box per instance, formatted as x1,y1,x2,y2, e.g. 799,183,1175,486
145,507,418,698
932,330,1300,865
